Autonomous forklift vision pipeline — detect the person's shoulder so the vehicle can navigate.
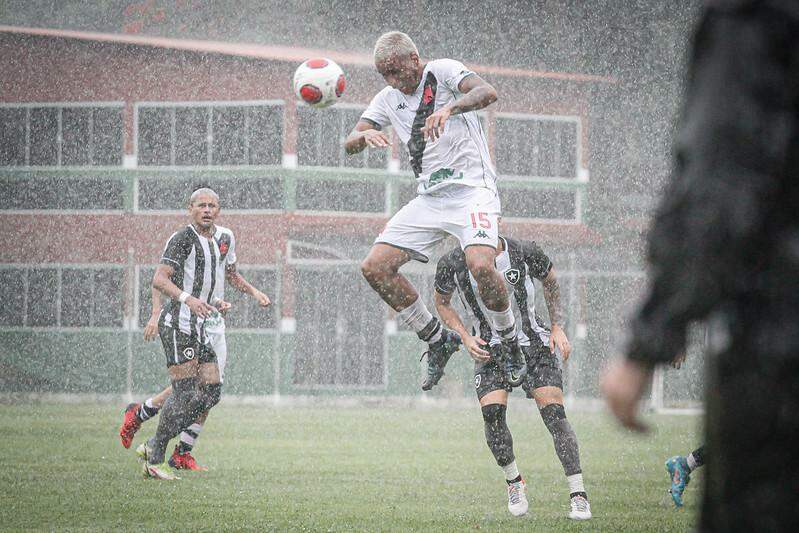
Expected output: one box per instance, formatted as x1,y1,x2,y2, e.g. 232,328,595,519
372,85,396,102
427,58,467,74
169,225,195,243
215,224,234,239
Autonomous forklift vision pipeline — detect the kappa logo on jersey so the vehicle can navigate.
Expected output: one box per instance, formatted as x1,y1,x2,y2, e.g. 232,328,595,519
183,347,195,360
396,102,408,110
474,230,490,239
422,85,434,104
474,374,481,389
504,269,521,285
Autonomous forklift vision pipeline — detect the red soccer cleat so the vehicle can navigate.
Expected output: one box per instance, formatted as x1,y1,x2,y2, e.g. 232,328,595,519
169,447,208,471
119,402,142,449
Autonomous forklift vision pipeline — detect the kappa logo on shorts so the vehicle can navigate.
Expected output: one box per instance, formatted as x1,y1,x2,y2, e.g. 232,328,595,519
474,374,482,389
473,230,489,239
182,347,195,360
504,268,521,285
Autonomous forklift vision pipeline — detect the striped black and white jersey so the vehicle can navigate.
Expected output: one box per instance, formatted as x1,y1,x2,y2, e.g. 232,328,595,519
159,224,224,337
434,236,553,347
210,224,237,304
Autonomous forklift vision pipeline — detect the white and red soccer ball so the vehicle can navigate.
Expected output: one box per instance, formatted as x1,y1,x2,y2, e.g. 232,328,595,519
293,58,346,109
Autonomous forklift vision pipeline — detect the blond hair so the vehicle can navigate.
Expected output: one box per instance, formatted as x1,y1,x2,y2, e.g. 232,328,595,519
373,31,418,63
189,187,219,206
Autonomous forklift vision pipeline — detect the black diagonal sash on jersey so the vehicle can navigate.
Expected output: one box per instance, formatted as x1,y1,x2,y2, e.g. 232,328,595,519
407,72,438,178
456,270,493,342
507,243,546,348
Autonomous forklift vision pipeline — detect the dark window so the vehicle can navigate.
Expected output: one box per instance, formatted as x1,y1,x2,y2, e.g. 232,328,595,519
297,106,386,169
138,266,156,328
248,105,282,165
59,268,124,327
212,106,247,165
0,269,25,326
500,187,577,220
495,117,578,178
292,268,385,387
61,108,91,166
138,103,283,167
138,107,172,166
174,107,208,166
29,107,58,166
92,107,124,166
0,176,125,210
137,175,284,210
26,268,59,326
223,268,278,329
295,178,384,212
0,108,26,166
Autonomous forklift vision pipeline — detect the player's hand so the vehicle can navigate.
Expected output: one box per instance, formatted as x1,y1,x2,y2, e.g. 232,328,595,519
671,351,686,369
252,290,271,307
549,325,572,361
360,129,390,148
215,299,233,316
600,357,653,433
143,317,159,342
463,334,490,362
187,296,215,318
422,107,452,141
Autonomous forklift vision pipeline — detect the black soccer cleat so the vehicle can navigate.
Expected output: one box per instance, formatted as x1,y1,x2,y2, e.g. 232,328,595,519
501,337,528,387
420,330,462,391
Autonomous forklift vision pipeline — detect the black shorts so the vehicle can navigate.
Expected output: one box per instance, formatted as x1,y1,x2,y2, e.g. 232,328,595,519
159,325,217,368
474,341,563,400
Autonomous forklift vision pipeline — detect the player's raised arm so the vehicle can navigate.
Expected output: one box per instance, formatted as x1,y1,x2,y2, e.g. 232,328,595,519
423,74,498,141
225,263,270,307
344,119,390,155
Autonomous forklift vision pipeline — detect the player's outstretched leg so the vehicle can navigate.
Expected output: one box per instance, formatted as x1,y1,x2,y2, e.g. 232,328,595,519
465,245,526,386
483,403,528,516
540,402,592,520
666,445,703,507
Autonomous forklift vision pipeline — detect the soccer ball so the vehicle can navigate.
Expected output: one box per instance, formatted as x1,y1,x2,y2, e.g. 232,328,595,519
293,58,346,109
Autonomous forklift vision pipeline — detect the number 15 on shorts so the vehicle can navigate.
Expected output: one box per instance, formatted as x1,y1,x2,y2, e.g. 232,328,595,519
470,212,492,229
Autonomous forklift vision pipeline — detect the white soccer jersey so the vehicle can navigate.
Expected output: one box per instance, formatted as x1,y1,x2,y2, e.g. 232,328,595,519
204,225,237,335
361,58,497,195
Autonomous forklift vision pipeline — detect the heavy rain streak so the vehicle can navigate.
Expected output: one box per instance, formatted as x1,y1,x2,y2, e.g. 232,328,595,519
0,1,725,531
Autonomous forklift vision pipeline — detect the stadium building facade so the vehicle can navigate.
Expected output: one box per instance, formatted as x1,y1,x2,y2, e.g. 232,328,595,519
0,26,699,405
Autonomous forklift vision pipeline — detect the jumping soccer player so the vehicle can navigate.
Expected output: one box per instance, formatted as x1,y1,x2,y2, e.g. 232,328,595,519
120,188,270,472
433,236,591,520
345,31,526,390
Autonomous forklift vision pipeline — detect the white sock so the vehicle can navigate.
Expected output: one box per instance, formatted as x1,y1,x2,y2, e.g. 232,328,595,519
686,453,699,471
179,422,203,448
567,473,585,496
502,460,520,481
484,305,516,339
397,297,441,343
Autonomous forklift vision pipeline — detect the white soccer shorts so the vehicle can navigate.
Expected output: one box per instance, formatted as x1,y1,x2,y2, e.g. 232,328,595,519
375,185,501,262
206,327,228,383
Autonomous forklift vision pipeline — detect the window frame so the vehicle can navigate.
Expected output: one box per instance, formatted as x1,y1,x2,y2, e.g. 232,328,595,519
133,100,285,168
0,102,125,169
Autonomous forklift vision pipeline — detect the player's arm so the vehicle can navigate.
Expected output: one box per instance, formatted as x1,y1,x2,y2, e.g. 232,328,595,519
541,268,572,361
143,286,163,342
344,119,390,155
225,263,270,307
434,291,489,362
152,264,215,318
423,74,498,141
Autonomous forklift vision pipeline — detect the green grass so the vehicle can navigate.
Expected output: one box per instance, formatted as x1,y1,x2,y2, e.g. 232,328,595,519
0,402,700,531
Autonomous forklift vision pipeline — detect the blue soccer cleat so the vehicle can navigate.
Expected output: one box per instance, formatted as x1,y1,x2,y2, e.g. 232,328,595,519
665,455,691,507
420,330,462,391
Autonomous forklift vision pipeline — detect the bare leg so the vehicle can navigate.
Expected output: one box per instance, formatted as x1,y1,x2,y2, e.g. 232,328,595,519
361,243,419,312
464,244,511,312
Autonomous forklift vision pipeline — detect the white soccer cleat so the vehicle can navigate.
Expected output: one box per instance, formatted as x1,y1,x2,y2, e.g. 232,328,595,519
507,479,529,517
568,495,592,520
142,461,180,481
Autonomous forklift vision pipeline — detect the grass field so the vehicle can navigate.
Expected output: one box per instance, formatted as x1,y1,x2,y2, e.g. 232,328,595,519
0,401,700,531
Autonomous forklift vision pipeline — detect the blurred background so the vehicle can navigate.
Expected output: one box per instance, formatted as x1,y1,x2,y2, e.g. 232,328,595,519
0,0,704,408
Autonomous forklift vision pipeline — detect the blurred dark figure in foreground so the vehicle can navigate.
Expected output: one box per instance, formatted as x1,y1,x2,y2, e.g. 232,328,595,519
601,1,799,530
